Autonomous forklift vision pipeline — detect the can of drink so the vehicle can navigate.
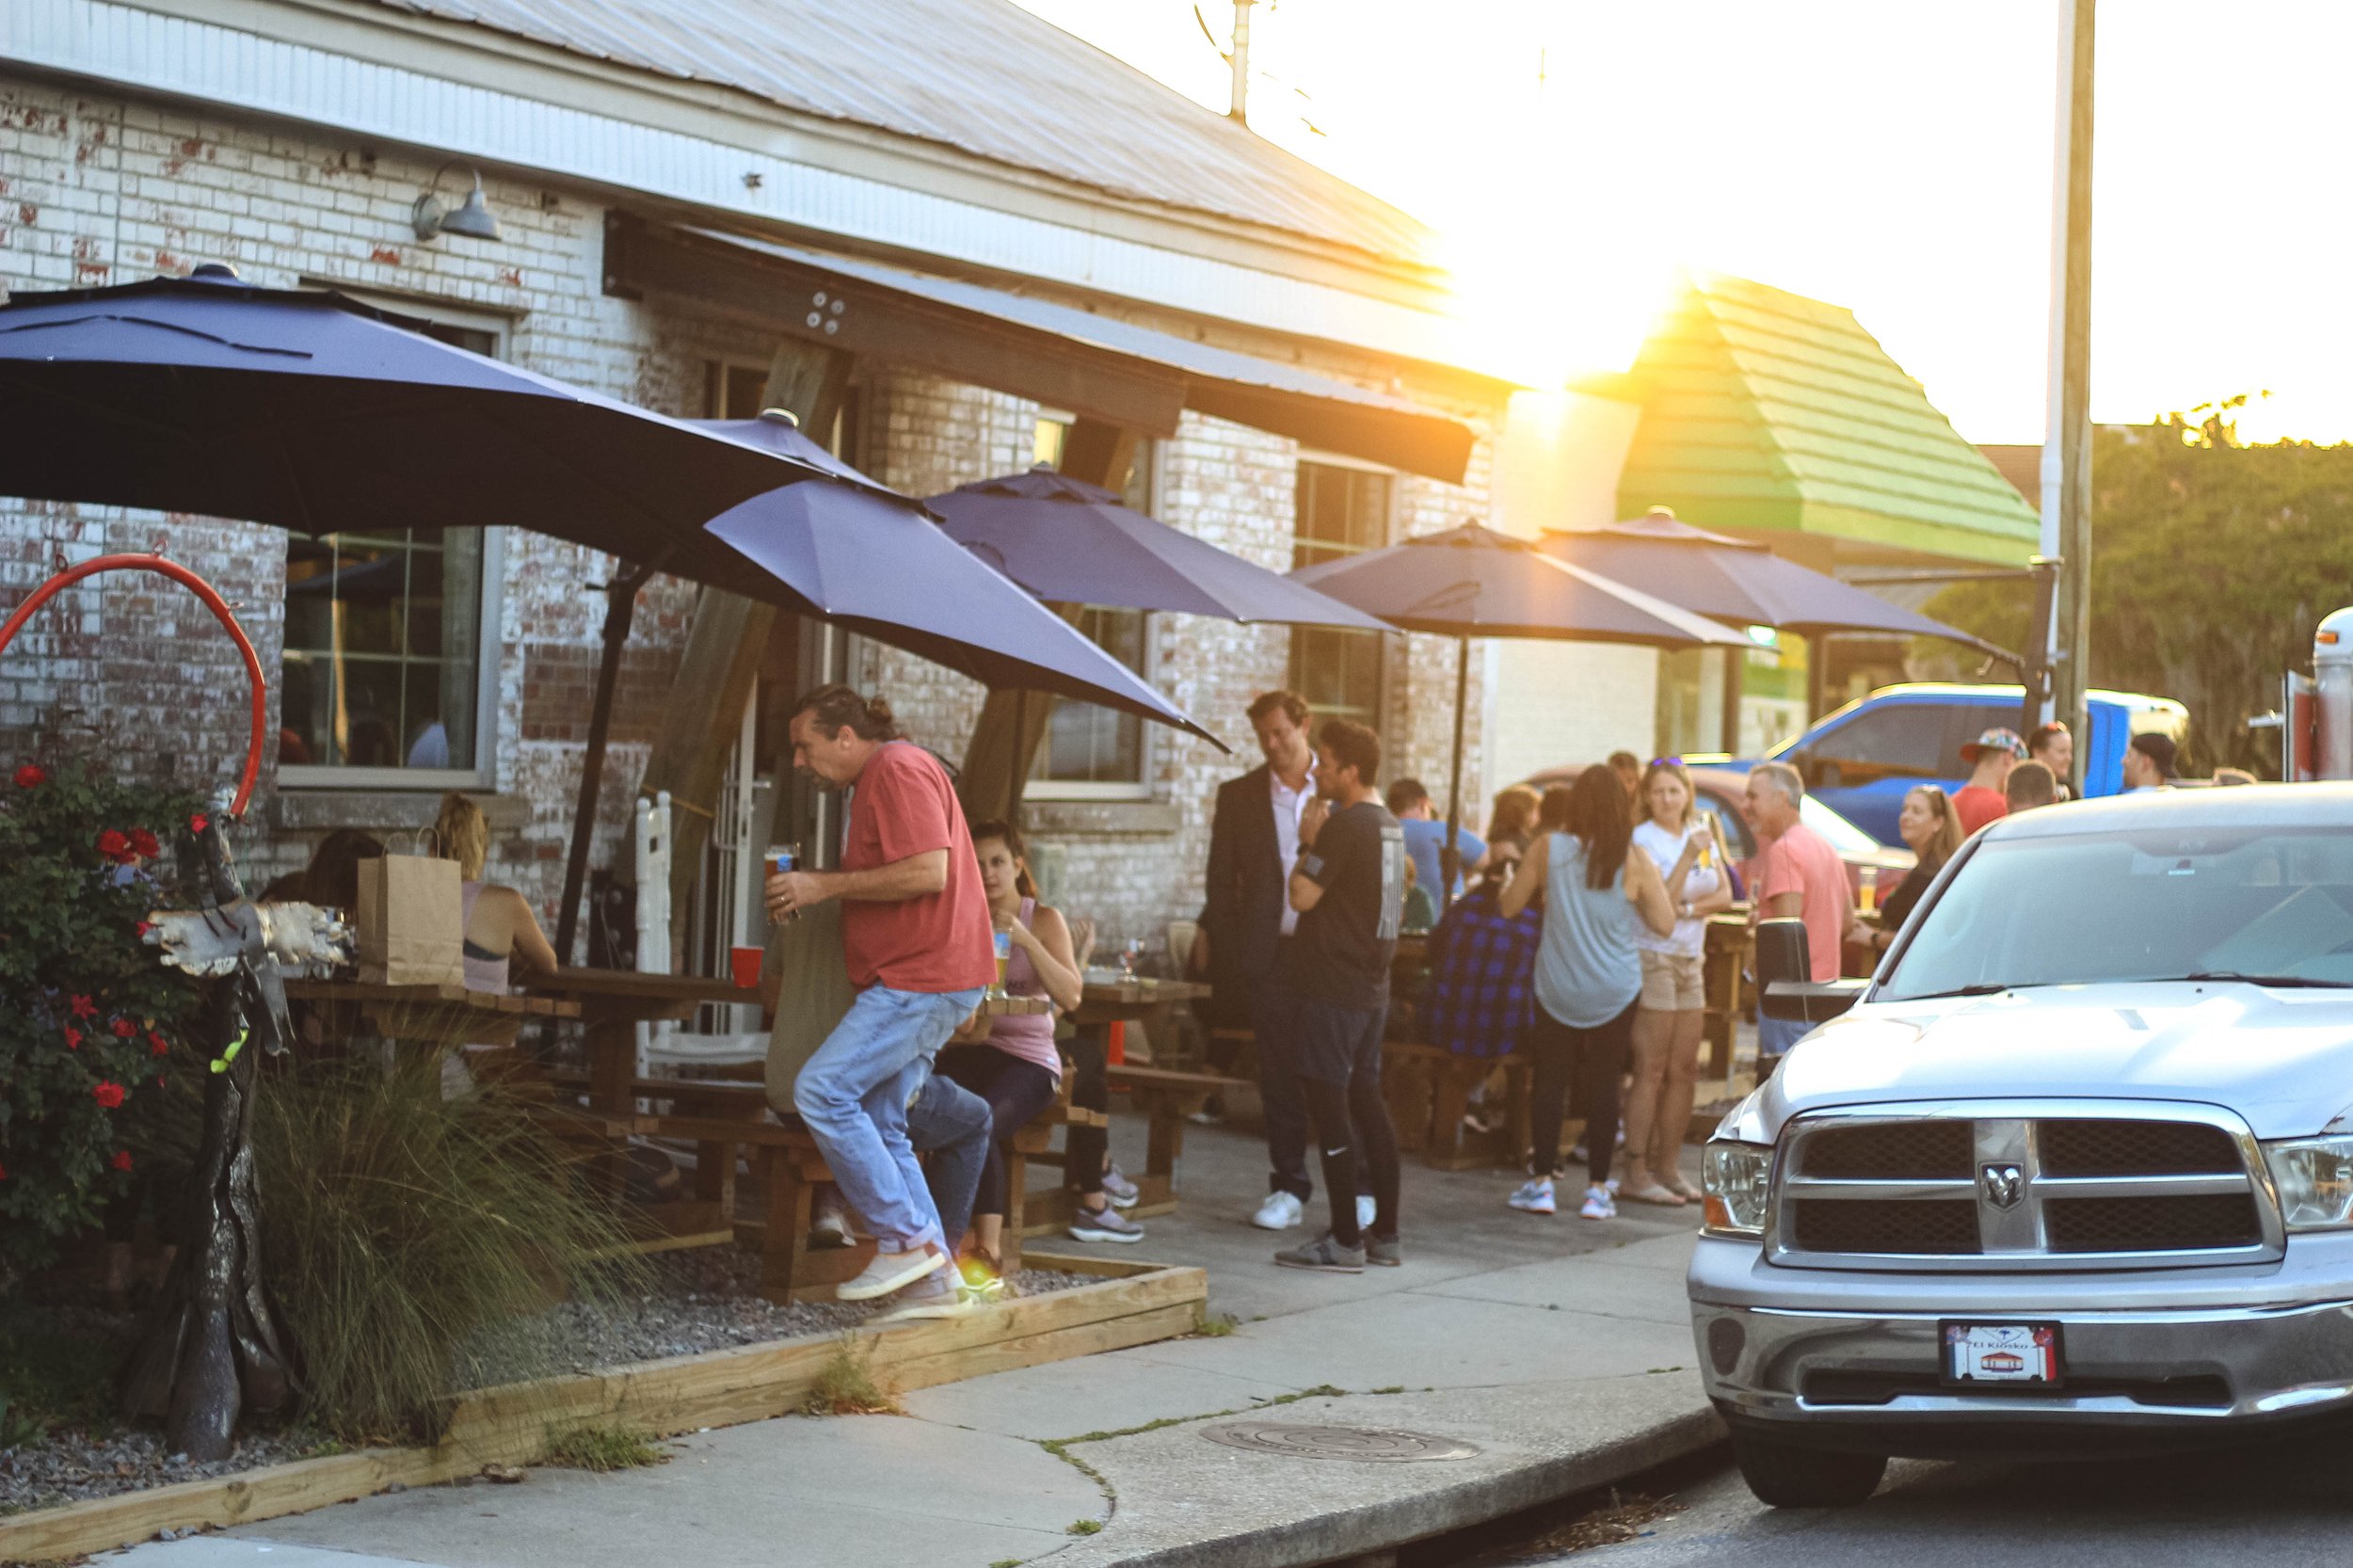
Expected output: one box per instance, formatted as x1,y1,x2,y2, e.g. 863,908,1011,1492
766,843,801,922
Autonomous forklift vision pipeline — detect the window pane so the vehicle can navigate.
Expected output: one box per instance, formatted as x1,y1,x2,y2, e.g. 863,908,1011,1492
1290,461,1391,727
1029,604,1148,786
1813,705,1949,775
279,528,484,775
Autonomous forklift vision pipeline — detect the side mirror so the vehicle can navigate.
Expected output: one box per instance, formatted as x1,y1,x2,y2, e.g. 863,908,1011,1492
1756,917,1868,1023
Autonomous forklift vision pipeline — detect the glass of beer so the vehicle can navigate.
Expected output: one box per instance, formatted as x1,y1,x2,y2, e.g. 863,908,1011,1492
992,931,1013,996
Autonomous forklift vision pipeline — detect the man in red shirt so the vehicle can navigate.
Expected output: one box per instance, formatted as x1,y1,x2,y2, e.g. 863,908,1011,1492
765,685,993,1303
1744,761,1855,1074
1952,728,2027,835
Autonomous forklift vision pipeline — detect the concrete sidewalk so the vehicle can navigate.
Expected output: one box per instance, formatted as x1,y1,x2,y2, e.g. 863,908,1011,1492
102,1122,1723,1568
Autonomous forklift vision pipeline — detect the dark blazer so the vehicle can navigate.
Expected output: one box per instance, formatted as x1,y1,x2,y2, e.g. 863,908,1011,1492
1198,762,1292,1011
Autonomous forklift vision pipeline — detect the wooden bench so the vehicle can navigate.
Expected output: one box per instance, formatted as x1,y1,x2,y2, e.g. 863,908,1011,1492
1018,1063,1241,1233
1379,1042,1531,1170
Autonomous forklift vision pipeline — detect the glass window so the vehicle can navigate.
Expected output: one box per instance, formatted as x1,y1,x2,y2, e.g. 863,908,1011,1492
1806,704,1952,778
1880,825,2353,1000
1025,415,1153,795
280,315,498,785
1289,461,1393,729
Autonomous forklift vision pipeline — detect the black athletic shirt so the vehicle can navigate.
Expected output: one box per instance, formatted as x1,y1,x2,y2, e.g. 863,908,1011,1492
1288,800,1405,1011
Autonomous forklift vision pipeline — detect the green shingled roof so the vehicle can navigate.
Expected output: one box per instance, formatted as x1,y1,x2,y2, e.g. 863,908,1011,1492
1613,274,2040,568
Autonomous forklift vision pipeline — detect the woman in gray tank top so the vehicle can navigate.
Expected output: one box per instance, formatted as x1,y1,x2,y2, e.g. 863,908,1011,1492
1497,768,1682,1219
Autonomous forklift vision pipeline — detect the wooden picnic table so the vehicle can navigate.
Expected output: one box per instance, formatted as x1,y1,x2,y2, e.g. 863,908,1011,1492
280,978,580,1051
1066,972,1213,1029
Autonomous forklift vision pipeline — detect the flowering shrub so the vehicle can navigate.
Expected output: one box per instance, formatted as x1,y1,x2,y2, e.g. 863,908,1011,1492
0,758,207,1276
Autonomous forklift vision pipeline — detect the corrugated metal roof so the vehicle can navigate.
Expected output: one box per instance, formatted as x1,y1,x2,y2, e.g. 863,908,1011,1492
1613,274,2041,568
368,0,1438,268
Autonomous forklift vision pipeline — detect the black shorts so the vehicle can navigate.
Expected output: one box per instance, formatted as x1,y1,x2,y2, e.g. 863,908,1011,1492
1294,995,1385,1086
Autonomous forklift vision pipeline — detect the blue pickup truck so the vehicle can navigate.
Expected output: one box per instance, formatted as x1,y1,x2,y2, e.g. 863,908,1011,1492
1699,683,2188,843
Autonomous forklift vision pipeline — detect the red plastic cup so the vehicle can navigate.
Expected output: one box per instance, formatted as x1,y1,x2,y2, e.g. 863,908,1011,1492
729,945,762,989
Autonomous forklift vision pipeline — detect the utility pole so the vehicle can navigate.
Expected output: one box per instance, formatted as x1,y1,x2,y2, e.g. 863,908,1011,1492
1228,0,1254,124
2036,0,2096,782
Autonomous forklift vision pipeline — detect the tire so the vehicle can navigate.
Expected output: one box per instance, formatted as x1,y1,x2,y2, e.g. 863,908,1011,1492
1731,1429,1888,1508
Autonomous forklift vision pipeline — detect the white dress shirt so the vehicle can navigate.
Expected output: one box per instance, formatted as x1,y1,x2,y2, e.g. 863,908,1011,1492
1270,760,1317,937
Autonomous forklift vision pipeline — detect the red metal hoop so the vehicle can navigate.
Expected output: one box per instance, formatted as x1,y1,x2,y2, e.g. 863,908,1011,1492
0,553,268,818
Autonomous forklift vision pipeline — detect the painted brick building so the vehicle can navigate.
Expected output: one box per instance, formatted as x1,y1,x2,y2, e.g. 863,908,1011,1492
0,0,1516,962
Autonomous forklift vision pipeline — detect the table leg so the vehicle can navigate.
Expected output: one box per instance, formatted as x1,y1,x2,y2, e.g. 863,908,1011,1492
758,1145,813,1304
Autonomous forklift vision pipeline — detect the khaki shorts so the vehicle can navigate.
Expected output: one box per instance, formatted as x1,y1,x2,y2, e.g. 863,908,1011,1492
1638,949,1705,1011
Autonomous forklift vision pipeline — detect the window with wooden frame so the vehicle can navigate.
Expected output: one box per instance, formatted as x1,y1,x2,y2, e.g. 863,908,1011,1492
1289,457,1396,734
1025,412,1156,798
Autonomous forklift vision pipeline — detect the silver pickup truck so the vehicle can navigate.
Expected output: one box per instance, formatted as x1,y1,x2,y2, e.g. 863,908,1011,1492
1691,784,2353,1506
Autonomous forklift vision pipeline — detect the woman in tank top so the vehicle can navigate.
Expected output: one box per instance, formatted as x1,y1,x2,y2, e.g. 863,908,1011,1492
1621,760,1735,1208
934,820,1084,1279
1497,768,1683,1220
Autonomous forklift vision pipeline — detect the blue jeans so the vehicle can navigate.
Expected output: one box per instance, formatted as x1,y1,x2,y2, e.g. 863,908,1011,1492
795,984,987,1251
905,1069,991,1252
1756,1000,1810,1068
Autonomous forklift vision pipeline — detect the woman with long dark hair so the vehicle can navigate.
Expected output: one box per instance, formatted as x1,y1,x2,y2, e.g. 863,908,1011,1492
1498,769,1683,1219
1870,786,1963,953
934,820,1093,1272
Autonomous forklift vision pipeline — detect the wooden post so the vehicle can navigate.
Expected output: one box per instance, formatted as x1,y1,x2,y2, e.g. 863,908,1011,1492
1440,633,1470,894
2042,0,2097,754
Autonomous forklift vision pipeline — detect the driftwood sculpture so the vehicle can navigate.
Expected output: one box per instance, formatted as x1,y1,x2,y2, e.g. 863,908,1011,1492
119,801,352,1461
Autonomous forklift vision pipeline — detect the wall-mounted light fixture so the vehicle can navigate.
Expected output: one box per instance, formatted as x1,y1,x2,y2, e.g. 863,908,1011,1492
411,163,504,243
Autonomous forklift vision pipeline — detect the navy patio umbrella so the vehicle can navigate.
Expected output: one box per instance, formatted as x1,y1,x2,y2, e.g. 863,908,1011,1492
928,466,1391,630
1540,508,1998,648
0,271,1213,948
1291,520,1747,887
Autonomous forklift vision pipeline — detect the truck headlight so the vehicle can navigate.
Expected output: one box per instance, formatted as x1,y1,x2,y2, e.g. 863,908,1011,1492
2265,1136,2353,1231
1703,1141,1773,1239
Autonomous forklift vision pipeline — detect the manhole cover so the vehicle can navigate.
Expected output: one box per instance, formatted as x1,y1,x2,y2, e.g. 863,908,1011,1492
1198,1422,1480,1463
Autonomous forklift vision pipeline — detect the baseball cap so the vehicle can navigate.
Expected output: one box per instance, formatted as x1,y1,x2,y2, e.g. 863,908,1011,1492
2128,731,2179,777
1960,727,2028,763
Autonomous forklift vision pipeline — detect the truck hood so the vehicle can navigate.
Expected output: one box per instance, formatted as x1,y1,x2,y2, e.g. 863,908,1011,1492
1756,982,2353,1142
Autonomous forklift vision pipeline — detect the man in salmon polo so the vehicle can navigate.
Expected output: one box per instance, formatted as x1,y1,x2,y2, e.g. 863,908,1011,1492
765,684,994,1303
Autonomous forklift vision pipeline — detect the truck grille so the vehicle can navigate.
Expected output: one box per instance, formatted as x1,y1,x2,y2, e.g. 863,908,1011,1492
1770,1104,2280,1272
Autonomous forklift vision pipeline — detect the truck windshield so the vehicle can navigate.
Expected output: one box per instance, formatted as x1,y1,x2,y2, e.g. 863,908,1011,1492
1879,825,2353,999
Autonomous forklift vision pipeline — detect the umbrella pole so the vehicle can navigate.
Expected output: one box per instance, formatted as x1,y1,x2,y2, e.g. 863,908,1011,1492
1441,633,1469,897
556,562,650,965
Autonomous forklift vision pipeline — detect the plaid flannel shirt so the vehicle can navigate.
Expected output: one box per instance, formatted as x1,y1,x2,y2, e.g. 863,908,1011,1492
1419,884,1544,1060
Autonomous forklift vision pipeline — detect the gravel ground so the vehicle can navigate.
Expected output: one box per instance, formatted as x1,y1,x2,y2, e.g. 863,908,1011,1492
1,1249,1102,1516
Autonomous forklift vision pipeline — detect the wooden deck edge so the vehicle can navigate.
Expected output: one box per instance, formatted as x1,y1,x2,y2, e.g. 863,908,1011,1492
1,1267,1208,1564
1016,1250,1185,1280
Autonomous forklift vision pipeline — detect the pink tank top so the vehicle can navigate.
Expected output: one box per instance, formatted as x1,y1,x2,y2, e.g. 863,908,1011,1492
988,898,1063,1081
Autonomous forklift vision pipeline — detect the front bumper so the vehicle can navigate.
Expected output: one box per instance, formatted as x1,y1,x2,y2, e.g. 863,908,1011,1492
1689,1236,2353,1451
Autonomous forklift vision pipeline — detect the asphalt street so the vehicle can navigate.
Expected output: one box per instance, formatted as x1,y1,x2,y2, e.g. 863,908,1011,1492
1514,1437,2353,1565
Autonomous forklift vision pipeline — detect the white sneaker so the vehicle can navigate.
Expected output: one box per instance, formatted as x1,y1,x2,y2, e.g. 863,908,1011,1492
1251,1190,1305,1230
1580,1185,1618,1221
1356,1193,1378,1232
1508,1177,1557,1215
810,1192,854,1248
837,1245,948,1302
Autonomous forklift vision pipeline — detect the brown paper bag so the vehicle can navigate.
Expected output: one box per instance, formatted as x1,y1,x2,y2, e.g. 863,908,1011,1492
353,853,466,987
763,899,857,1115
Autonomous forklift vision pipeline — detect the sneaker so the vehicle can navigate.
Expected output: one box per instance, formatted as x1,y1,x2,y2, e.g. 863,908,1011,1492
810,1192,854,1249
873,1267,978,1322
1364,1232,1402,1267
1070,1203,1145,1243
1102,1165,1141,1209
837,1245,947,1302
1508,1177,1557,1215
1462,1107,1502,1136
1579,1185,1619,1221
1251,1190,1305,1231
957,1256,1009,1303
1356,1193,1378,1233
1274,1232,1365,1273
1189,1095,1226,1127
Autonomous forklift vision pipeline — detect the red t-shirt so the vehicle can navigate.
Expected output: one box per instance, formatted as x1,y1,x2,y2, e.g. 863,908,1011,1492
1752,822,1849,982
1952,785,2009,836
839,743,993,993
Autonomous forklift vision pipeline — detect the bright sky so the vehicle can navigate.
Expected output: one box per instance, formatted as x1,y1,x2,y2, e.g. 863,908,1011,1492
1016,1,2353,445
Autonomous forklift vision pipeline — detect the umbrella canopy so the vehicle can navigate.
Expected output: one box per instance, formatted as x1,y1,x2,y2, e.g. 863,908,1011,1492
927,466,1391,631
1290,520,1745,895
689,409,890,491
1540,507,1991,647
1289,520,1748,648
701,481,1215,744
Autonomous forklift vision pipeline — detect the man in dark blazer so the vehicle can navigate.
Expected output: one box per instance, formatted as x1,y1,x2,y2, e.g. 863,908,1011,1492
1193,689,1343,1230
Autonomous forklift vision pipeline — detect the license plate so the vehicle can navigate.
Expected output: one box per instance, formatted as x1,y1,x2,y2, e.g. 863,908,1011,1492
1941,1320,2063,1386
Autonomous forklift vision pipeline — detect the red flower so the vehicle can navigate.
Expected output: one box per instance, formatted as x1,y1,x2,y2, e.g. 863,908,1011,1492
111,1149,134,1172
129,827,162,859
136,920,154,937
111,1016,136,1039
63,1025,83,1050
71,994,98,1019
150,1031,170,1056
189,812,210,836
92,1080,126,1110
12,763,43,789
97,828,134,863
